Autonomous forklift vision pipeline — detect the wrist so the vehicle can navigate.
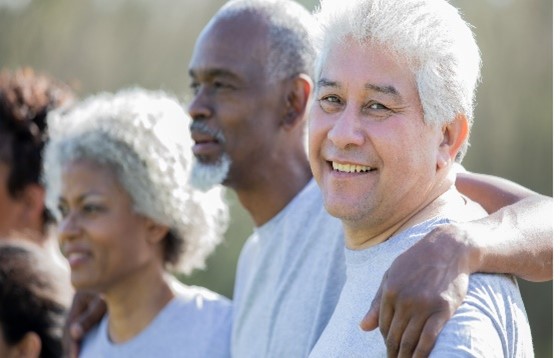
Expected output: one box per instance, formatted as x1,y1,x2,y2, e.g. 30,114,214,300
451,221,484,274
434,222,483,275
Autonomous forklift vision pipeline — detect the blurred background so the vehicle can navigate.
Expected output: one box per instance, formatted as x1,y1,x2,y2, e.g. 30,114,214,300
0,0,552,356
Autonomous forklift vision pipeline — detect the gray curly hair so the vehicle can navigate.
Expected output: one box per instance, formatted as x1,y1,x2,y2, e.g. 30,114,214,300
43,87,229,275
314,0,481,162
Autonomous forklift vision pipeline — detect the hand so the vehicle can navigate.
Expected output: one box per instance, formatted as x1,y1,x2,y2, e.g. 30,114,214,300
63,291,107,358
360,224,478,358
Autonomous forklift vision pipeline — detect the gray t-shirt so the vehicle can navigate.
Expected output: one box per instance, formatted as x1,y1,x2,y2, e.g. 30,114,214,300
232,180,346,357
80,286,232,358
310,216,533,358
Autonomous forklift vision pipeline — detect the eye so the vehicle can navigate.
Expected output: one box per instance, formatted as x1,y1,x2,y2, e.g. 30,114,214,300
57,203,69,219
318,94,344,113
82,203,104,215
212,80,234,91
321,95,341,104
189,81,200,95
367,102,388,110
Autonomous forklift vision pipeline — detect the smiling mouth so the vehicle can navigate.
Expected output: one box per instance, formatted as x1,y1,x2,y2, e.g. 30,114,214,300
331,161,375,173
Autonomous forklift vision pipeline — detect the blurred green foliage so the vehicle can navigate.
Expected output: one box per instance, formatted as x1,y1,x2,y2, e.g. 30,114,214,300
0,0,551,356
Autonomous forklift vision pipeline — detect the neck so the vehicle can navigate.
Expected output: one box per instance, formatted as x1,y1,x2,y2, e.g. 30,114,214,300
104,265,174,343
345,170,455,249
235,155,312,227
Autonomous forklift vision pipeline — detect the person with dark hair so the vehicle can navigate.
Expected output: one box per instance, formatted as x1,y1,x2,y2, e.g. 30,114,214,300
0,67,75,299
0,239,68,358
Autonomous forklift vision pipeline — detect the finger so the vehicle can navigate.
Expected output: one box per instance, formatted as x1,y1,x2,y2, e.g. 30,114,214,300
384,311,410,358
360,284,383,331
62,325,80,358
66,291,94,322
378,272,396,340
73,296,107,339
396,317,425,358
378,292,395,341
412,315,448,358
68,340,80,358
63,292,93,356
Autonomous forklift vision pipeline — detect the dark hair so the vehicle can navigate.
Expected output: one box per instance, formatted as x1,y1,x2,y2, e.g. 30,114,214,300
0,240,67,358
0,67,75,226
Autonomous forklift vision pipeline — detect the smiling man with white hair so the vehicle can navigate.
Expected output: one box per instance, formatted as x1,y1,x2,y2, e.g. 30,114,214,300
308,0,533,356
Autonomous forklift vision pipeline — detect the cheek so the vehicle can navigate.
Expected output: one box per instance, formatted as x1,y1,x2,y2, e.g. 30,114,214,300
308,107,329,157
308,130,323,177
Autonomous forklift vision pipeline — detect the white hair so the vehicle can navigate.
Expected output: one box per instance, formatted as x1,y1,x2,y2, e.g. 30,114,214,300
314,0,481,161
217,0,318,82
43,87,229,275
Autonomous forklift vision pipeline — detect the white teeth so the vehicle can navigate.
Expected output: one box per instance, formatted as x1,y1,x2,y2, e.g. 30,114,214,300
332,162,373,173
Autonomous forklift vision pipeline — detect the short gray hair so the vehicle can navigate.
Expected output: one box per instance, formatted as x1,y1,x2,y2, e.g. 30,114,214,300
43,88,228,275
217,0,318,82
314,0,481,161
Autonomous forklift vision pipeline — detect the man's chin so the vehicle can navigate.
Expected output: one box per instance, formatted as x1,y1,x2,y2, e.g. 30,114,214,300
189,156,231,191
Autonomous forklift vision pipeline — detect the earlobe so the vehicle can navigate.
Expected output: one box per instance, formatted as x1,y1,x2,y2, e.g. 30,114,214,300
437,114,468,169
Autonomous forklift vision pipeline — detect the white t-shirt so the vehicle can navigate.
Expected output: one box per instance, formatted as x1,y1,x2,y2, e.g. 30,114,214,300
310,194,533,358
232,180,346,357
80,286,232,358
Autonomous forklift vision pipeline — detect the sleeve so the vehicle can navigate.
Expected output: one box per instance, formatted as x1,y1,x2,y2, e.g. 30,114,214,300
430,303,504,358
430,273,532,358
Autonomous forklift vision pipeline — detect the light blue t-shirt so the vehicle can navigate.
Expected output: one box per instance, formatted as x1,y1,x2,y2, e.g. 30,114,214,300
232,180,346,358
80,286,232,358
310,214,533,357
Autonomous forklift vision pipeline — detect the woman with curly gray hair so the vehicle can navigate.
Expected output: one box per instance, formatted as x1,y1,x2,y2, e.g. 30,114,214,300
43,87,231,357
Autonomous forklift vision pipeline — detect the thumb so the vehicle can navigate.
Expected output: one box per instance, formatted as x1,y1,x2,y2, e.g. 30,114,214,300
361,287,382,331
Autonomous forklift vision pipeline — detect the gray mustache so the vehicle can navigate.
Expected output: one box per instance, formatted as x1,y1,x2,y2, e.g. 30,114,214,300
190,121,226,144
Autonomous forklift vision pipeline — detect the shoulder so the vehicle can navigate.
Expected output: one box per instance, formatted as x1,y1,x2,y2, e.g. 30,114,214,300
170,278,231,319
432,273,533,357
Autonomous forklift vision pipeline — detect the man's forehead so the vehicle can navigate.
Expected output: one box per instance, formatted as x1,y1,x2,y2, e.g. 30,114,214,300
204,11,267,45
188,35,265,75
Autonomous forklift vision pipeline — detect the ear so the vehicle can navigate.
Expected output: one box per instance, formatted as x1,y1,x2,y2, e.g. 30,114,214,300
436,113,468,170
281,74,313,129
15,184,45,234
143,218,170,245
21,184,45,219
13,331,42,358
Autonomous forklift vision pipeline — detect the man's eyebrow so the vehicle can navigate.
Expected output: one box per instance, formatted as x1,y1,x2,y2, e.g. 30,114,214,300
317,79,402,99
188,68,240,81
365,83,402,100
317,78,340,88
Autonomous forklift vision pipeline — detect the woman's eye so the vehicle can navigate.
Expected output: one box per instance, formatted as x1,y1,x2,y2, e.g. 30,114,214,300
58,204,69,218
82,204,102,214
